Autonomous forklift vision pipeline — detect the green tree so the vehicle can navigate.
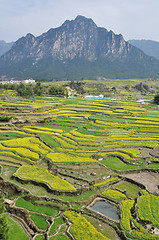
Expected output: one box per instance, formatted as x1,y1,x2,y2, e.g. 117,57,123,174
154,94,159,104
34,82,43,96
49,86,65,96
17,83,33,96
68,81,85,94
135,82,149,92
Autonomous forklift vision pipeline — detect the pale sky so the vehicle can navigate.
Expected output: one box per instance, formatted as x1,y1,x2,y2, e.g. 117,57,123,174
1,0,159,42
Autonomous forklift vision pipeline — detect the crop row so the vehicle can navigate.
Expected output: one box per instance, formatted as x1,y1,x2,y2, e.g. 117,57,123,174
2,137,53,155
23,126,63,135
94,177,119,187
0,151,33,164
47,152,97,163
52,135,77,149
0,142,39,160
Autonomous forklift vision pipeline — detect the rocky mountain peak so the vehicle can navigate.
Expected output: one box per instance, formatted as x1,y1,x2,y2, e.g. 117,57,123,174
1,16,159,79
61,15,97,31
75,15,96,25
25,33,35,40
75,15,88,21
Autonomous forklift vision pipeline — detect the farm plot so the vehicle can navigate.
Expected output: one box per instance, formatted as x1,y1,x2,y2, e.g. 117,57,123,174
47,152,97,163
114,181,140,199
4,214,28,240
2,136,53,155
0,136,55,165
102,189,127,202
122,172,159,193
16,197,58,216
49,217,64,236
137,190,159,229
14,165,76,191
120,192,159,240
0,93,159,240
64,211,110,240
121,199,135,231
94,177,119,187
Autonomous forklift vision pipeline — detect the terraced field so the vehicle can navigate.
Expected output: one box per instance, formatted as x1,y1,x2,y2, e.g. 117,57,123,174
0,91,159,239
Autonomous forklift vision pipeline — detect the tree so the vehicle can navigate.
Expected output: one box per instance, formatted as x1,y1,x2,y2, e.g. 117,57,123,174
112,86,116,92
154,94,159,104
34,82,43,96
17,83,33,96
135,82,149,92
68,81,85,94
48,86,65,96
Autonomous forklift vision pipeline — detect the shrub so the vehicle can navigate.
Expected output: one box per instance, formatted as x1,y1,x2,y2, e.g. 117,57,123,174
154,94,159,104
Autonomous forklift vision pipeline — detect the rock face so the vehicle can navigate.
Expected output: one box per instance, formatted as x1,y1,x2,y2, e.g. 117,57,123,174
1,15,159,79
1,16,131,63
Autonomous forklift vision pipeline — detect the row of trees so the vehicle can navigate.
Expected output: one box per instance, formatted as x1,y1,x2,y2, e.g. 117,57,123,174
0,80,87,97
0,82,67,97
0,82,42,96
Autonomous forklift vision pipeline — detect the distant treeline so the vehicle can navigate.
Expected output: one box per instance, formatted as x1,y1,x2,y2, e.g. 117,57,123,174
0,82,67,97
0,80,86,97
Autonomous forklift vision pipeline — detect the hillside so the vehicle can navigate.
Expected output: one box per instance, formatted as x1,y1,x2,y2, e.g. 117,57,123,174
0,40,14,57
1,16,159,79
129,39,159,60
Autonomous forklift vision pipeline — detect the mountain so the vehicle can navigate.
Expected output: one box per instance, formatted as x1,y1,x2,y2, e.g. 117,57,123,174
1,16,159,79
0,40,14,57
129,39,159,60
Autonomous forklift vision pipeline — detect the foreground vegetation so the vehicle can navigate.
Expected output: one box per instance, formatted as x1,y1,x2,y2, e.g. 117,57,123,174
0,78,159,239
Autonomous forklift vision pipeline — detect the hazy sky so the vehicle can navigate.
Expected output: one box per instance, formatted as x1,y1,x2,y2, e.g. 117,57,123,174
1,0,159,42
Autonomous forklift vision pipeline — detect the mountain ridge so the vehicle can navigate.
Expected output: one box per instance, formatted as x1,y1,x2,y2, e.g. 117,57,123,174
128,39,159,60
0,40,14,57
1,16,159,79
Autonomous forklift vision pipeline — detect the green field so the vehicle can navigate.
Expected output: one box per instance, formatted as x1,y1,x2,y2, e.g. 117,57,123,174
5,214,28,240
16,197,58,216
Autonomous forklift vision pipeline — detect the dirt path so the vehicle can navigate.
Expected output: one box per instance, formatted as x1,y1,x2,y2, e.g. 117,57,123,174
122,172,159,193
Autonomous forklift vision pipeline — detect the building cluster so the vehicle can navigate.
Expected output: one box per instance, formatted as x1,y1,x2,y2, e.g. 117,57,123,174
0,78,35,84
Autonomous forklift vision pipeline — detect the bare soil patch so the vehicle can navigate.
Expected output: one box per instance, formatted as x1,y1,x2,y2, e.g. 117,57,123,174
139,148,152,158
122,172,159,193
84,214,121,240
149,148,159,158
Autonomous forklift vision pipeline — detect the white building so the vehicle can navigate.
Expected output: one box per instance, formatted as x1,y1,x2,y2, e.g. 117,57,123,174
23,78,35,84
0,78,35,84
